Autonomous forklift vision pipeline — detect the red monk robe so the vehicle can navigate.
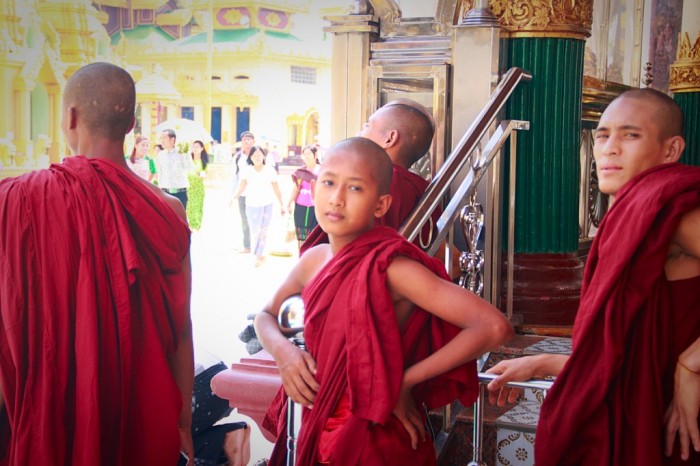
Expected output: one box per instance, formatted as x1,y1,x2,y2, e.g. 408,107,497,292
264,227,478,466
0,156,190,465
300,165,435,253
535,163,700,466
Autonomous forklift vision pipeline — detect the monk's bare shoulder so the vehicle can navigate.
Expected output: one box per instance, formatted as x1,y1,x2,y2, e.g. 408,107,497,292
295,244,333,287
666,206,700,280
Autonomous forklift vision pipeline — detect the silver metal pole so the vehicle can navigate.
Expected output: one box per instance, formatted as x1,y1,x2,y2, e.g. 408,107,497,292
466,383,486,466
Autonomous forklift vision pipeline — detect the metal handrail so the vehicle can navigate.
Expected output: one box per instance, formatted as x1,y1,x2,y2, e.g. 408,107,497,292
399,66,532,251
468,373,554,466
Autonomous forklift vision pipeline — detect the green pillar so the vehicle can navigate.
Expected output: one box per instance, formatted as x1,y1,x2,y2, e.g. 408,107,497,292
489,0,593,330
676,93,700,167
506,38,584,252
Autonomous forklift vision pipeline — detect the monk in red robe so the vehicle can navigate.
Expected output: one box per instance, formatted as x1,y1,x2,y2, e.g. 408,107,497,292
0,63,194,465
301,99,438,254
486,88,700,465
255,137,513,465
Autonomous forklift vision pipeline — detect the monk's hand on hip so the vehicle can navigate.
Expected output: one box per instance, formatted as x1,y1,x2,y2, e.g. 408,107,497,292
278,345,319,409
393,383,425,450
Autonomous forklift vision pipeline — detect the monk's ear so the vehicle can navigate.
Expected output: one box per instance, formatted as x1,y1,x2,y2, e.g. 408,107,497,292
66,106,78,130
374,193,392,219
126,116,136,135
385,129,399,148
663,135,685,163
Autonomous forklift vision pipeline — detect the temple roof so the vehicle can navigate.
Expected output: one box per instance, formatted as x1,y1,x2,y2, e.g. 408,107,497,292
171,28,259,45
110,25,175,46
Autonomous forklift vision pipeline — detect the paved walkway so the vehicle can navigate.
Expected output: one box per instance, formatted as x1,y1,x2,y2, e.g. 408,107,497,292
191,170,300,463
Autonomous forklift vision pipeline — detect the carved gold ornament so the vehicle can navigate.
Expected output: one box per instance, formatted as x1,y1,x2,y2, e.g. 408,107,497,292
458,0,592,39
670,32,700,93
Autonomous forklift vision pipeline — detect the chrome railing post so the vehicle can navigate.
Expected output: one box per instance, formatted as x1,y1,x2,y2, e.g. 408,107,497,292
467,383,487,466
506,131,518,322
468,373,554,464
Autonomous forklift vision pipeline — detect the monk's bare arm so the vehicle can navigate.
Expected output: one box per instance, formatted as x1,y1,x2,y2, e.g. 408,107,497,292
254,246,328,408
665,335,700,460
386,257,512,447
485,354,568,406
386,256,513,388
668,206,700,279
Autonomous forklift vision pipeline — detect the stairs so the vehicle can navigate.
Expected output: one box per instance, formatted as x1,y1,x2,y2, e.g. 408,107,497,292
435,334,571,466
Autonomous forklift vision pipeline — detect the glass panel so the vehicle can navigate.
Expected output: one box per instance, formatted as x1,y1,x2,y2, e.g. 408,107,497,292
584,4,606,79
394,0,438,19
585,0,643,86
606,0,638,85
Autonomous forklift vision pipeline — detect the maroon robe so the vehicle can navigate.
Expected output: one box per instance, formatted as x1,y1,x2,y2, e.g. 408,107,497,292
300,165,435,253
264,227,477,465
0,156,190,465
536,163,700,466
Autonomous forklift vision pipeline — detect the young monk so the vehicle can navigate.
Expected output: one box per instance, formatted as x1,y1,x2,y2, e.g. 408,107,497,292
300,99,437,254
486,88,700,465
255,137,513,465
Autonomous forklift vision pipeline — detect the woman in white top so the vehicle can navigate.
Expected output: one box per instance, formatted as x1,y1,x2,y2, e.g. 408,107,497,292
233,146,284,266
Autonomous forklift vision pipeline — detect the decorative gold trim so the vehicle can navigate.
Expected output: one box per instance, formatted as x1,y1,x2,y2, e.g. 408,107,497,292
458,0,593,40
676,32,700,61
670,32,700,93
669,63,700,93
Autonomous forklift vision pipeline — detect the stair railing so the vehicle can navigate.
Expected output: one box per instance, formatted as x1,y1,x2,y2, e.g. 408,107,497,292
399,66,531,259
398,67,531,447
468,373,554,466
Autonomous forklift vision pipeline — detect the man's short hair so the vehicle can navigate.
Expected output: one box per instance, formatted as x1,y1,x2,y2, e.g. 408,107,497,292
240,131,254,140
162,128,177,141
63,62,135,141
616,88,684,140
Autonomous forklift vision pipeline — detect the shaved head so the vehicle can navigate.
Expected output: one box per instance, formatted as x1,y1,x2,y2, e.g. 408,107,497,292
613,88,684,140
325,137,393,194
372,100,435,167
63,62,136,141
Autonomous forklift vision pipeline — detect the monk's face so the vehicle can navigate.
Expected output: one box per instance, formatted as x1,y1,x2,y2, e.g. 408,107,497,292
594,97,677,199
314,149,390,245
